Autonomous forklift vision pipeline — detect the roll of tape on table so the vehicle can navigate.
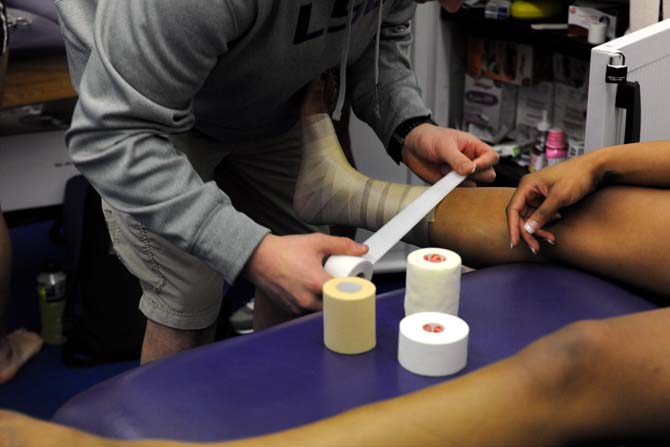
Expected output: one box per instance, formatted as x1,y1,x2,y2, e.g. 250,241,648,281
323,255,374,280
404,248,462,317
323,277,376,355
398,312,469,377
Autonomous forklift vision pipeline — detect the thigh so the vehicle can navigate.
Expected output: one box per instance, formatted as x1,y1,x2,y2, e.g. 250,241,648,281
169,130,229,182
215,124,327,236
101,199,225,330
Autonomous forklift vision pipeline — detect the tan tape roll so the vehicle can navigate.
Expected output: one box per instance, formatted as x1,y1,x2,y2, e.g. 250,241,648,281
323,277,376,355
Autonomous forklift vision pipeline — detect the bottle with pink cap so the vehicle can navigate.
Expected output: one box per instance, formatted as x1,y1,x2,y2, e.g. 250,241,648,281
545,128,567,166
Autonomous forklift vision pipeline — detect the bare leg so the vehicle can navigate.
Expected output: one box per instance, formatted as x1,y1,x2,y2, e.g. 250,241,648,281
0,212,43,383
252,290,297,331
294,102,670,298
141,320,215,364
429,186,670,299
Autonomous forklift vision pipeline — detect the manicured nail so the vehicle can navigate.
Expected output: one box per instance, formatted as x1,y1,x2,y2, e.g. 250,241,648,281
510,242,514,249
545,239,555,245
530,247,537,255
524,220,539,235
471,162,477,174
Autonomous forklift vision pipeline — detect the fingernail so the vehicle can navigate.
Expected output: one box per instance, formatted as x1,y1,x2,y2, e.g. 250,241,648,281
555,212,563,220
530,247,537,255
510,242,515,249
524,220,539,235
459,161,474,174
545,239,555,246
471,162,477,174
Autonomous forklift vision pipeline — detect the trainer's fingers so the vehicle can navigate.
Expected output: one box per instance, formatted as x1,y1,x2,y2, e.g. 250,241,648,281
470,142,500,171
469,167,496,183
460,180,478,188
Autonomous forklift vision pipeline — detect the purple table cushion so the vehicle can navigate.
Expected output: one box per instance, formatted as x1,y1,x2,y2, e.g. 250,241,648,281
53,264,657,442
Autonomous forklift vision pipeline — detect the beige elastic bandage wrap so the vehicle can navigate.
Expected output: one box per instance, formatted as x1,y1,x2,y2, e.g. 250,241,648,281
294,113,433,247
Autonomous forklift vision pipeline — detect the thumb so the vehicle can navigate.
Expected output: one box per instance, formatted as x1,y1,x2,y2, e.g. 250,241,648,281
523,193,565,235
318,235,368,256
437,137,475,176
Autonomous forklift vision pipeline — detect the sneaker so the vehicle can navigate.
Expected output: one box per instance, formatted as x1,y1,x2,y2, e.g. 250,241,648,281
229,299,254,335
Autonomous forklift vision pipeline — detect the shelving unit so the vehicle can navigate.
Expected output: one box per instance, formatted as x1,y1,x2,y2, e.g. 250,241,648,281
441,7,597,60
438,6,622,185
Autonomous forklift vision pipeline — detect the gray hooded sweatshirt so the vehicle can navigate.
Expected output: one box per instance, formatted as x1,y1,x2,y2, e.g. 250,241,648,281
56,0,431,283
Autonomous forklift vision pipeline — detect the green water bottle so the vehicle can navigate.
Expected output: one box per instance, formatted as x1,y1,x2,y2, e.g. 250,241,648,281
36,262,67,345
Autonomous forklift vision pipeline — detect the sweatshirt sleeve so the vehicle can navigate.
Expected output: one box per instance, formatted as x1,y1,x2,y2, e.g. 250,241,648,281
66,0,268,283
347,0,431,149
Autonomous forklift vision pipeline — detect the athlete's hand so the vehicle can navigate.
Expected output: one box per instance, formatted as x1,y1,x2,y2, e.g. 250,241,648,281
244,233,368,314
403,124,499,186
506,157,601,253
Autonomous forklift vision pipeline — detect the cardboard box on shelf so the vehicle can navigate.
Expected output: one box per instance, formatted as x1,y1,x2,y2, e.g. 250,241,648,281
568,2,628,40
463,74,518,142
553,81,588,140
516,81,555,131
467,37,550,86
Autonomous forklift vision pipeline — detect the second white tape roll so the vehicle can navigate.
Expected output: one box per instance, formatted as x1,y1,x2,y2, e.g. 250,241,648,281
398,312,469,377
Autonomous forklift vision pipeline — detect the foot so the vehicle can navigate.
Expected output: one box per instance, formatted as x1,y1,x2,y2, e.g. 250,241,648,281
294,114,430,246
0,329,44,384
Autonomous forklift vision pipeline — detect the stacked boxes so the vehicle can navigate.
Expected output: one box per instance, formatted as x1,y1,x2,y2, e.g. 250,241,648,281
464,36,589,143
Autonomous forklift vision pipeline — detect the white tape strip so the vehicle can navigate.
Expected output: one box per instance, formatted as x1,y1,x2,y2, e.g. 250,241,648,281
362,171,466,264
325,171,466,278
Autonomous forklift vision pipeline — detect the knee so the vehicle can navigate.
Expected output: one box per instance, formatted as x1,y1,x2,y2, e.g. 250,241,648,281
517,319,614,400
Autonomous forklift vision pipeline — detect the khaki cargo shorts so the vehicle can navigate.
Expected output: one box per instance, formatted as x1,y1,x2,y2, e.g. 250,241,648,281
102,124,324,330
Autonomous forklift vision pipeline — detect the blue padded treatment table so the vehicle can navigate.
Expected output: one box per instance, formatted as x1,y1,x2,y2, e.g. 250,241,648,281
54,264,658,442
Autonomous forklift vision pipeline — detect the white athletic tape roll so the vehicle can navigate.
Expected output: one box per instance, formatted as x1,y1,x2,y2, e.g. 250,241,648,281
323,255,374,280
324,171,466,278
404,248,462,317
398,312,469,377
323,277,376,355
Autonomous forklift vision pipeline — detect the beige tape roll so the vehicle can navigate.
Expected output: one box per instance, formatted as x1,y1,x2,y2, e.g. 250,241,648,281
404,248,462,317
323,277,376,355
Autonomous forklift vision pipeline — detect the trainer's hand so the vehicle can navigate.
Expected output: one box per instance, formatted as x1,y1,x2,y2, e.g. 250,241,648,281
402,124,499,185
506,157,600,252
245,233,368,314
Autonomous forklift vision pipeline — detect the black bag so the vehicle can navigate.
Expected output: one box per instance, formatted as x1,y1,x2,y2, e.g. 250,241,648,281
60,175,145,366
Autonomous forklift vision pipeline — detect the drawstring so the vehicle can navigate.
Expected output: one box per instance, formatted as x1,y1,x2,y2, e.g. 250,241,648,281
332,0,354,121
373,0,383,118
332,0,384,121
